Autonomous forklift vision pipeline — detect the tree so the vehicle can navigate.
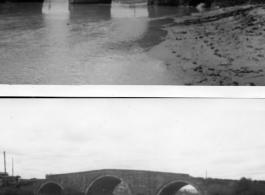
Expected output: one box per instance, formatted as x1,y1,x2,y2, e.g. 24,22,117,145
234,177,252,195
233,177,265,195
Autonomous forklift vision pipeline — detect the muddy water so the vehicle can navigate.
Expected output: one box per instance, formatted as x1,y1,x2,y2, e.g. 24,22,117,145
0,0,198,84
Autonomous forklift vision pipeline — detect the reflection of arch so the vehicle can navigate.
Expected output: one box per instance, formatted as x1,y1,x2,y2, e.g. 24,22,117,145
36,181,64,195
85,175,132,195
69,4,111,21
156,180,204,195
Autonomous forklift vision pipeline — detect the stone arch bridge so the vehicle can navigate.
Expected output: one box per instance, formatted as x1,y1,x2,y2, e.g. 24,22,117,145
22,169,236,195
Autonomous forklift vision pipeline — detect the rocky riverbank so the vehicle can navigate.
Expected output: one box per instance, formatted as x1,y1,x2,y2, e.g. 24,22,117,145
148,4,265,85
148,0,265,7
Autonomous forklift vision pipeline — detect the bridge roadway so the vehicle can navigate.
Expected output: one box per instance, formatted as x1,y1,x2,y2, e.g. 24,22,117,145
19,169,236,195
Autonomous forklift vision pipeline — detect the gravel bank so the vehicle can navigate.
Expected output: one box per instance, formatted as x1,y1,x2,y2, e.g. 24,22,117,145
148,4,265,85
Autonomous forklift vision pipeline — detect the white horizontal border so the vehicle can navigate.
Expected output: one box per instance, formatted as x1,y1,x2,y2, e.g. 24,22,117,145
0,85,265,98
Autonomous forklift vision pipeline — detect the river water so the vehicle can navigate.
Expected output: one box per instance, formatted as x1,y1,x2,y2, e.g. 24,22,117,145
0,0,199,84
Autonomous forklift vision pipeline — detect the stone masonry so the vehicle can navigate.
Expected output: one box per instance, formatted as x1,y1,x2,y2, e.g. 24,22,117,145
24,169,237,195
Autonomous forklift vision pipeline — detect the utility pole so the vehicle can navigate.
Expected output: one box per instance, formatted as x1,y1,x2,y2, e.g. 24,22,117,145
4,151,6,187
12,158,14,176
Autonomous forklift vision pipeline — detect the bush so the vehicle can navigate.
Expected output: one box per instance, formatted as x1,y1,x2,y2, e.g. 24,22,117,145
207,183,233,195
15,179,37,189
0,188,34,195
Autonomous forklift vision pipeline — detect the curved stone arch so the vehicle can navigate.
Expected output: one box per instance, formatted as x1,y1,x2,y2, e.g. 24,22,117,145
156,179,205,195
36,181,64,195
84,174,133,195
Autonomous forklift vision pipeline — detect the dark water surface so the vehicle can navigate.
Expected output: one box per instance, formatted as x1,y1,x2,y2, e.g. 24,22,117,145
0,0,198,84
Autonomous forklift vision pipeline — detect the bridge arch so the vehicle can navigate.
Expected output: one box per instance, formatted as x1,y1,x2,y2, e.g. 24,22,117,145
157,179,205,195
85,174,133,195
36,181,64,195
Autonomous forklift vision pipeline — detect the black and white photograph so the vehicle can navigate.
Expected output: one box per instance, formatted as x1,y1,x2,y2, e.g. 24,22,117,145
0,98,265,195
0,0,265,85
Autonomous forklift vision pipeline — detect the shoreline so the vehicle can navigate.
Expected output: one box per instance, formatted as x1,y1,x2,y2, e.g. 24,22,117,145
148,4,265,85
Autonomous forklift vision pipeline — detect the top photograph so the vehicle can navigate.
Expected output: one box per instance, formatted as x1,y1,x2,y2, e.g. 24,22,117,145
0,0,264,85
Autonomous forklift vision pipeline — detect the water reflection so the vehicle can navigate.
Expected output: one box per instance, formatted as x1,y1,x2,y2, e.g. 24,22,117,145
0,0,199,84
111,2,148,18
69,4,111,21
42,0,69,16
0,2,43,15
0,2,44,32
41,0,71,80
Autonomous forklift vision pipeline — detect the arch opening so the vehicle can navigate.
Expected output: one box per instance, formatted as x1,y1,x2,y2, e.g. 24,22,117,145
37,182,63,195
86,176,126,195
158,181,200,195
176,185,198,195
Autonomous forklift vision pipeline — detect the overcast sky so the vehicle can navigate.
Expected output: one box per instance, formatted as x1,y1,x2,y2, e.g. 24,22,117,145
0,98,265,181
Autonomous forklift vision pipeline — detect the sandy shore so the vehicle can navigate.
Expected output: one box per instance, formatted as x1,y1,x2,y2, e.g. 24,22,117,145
148,4,265,85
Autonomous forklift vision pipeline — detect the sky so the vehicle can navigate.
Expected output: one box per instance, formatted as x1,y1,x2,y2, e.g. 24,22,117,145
0,98,265,181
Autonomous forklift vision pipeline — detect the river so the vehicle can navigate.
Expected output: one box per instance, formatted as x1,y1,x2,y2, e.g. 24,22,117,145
0,0,199,84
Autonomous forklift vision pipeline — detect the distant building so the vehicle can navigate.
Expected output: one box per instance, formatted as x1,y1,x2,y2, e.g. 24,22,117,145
0,172,8,177
0,172,20,187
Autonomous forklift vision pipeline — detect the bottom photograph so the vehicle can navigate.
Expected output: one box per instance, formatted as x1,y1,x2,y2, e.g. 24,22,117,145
0,98,264,195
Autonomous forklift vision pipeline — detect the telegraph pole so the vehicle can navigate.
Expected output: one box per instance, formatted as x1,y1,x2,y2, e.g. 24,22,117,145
4,151,6,187
12,158,14,176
